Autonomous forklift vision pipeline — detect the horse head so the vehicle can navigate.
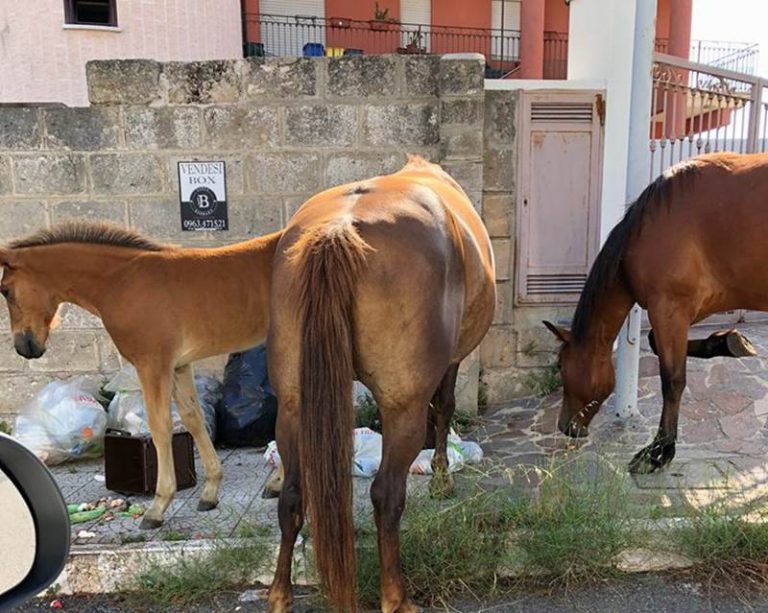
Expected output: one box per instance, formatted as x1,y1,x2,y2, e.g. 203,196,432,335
0,249,60,359
543,320,615,438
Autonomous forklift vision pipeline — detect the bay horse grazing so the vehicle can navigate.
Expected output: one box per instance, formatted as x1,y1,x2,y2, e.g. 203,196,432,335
0,221,282,528
267,156,495,612
544,152,768,474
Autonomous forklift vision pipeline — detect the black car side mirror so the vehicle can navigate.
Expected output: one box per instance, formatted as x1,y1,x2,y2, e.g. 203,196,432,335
0,432,70,611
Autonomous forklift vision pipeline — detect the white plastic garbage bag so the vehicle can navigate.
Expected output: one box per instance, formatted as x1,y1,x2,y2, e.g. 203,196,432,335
105,364,219,439
264,427,484,478
105,364,186,436
14,377,107,465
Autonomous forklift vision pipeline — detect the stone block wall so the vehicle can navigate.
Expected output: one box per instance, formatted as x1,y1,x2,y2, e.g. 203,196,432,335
477,90,571,405
0,54,488,418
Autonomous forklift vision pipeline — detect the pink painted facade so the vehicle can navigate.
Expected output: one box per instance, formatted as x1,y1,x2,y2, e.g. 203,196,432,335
0,0,242,106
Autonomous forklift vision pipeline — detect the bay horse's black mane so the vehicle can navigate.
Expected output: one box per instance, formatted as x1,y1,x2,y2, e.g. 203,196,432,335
8,220,167,252
570,161,700,342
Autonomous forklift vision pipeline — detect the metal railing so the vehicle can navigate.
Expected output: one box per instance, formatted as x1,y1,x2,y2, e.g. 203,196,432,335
243,13,572,79
654,38,760,75
649,52,768,181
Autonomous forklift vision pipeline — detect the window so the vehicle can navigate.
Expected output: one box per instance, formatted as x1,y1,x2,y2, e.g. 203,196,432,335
64,0,118,27
491,0,520,59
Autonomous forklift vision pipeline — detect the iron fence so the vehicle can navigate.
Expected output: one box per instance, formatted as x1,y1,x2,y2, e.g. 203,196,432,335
650,52,768,181
244,13,530,78
654,38,760,75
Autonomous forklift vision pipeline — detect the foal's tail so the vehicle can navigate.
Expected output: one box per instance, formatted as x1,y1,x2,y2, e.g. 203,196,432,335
292,221,370,611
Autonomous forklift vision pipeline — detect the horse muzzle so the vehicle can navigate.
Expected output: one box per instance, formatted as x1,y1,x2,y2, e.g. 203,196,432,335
558,400,600,438
14,330,45,359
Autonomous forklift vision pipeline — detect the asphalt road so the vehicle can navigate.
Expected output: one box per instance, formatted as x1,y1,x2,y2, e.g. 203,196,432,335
12,574,768,612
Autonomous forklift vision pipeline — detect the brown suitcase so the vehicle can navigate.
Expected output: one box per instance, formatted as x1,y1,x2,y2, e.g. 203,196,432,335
104,428,197,495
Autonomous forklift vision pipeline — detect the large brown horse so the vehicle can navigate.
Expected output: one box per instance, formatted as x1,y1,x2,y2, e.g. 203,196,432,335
266,156,495,612
544,152,768,474
0,222,282,528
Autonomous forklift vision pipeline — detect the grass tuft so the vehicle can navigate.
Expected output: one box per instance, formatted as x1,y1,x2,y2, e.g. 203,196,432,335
512,454,636,588
356,482,519,607
672,503,768,595
354,453,635,607
131,534,272,605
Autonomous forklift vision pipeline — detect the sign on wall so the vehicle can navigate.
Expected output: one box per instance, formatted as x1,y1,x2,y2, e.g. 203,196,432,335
178,161,229,231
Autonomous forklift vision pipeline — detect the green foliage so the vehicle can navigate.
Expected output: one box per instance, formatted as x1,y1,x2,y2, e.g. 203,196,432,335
525,363,562,397
355,392,382,432
511,455,636,587
373,2,390,20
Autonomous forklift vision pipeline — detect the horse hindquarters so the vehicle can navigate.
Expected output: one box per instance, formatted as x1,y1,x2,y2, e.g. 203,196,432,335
268,224,366,612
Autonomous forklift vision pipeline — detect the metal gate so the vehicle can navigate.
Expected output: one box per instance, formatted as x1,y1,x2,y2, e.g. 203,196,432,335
650,52,768,324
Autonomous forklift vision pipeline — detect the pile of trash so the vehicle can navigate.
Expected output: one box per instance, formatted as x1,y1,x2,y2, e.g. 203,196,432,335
68,497,145,525
11,344,484,478
264,427,484,478
12,345,279,465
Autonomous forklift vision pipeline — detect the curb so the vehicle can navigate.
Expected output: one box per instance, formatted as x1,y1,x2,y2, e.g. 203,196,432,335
48,537,314,595
48,519,702,596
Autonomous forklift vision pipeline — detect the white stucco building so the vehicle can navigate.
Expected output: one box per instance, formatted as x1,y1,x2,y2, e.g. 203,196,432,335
0,0,242,106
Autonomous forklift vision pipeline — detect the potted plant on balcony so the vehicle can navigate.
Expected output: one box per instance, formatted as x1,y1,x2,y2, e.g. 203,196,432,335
404,30,426,54
370,2,398,31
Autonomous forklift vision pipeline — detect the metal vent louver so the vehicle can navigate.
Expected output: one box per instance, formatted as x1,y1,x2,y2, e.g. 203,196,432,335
526,273,587,295
531,102,593,123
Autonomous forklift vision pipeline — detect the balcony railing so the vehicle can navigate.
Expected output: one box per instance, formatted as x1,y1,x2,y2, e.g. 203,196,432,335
654,39,760,75
244,13,571,79
244,14,759,83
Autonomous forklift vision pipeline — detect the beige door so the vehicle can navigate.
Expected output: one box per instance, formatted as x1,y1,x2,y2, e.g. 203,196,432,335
516,90,604,304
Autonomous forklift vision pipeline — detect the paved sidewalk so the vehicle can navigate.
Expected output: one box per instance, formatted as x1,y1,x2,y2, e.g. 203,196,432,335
43,322,768,588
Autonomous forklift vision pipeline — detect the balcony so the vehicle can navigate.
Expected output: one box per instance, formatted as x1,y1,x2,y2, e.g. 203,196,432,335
242,14,759,82
243,13,570,79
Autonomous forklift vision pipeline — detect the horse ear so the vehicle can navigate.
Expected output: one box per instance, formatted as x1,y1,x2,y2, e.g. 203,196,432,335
543,320,571,344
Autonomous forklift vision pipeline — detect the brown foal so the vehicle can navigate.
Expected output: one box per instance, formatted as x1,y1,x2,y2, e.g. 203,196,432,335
0,222,281,528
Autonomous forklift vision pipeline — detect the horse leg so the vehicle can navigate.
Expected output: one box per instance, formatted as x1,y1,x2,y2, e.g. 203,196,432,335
649,328,756,359
629,309,689,474
172,364,222,512
136,364,176,529
262,463,284,499
268,398,303,613
371,401,428,613
428,364,459,499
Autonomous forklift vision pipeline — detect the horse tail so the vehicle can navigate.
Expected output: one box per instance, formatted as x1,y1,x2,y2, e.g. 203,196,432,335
292,221,370,611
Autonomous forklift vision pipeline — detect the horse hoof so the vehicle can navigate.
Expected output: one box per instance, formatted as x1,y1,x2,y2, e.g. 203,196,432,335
197,499,218,512
428,474,455,499
392,599,422,613
726,331,757,357
139,517,163,530
627,455,660,475
267,589,292,613
628,448,673,474
262,486,280,500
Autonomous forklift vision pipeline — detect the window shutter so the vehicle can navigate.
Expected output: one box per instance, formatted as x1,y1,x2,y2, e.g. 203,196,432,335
516,91,604,304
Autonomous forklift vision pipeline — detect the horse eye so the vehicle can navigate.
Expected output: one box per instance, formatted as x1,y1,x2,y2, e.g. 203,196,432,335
0,287,9,299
